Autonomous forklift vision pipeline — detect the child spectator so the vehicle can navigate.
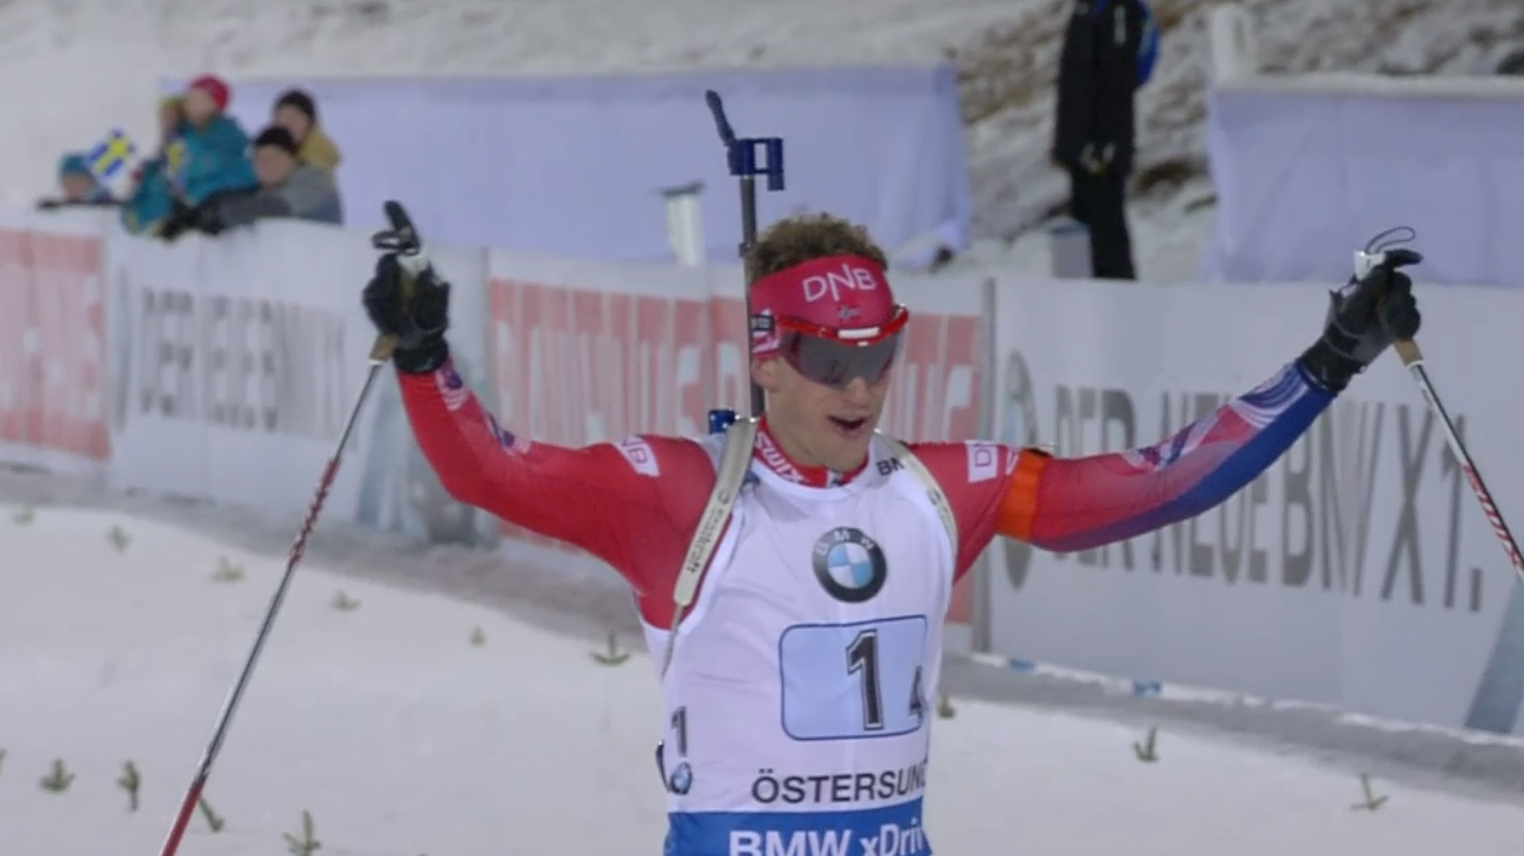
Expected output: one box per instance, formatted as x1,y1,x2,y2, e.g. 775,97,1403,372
36,153,117,210
120,95,186,235
158,75,259,240
272,88,342,173
174,75,258,206
193,125,343,233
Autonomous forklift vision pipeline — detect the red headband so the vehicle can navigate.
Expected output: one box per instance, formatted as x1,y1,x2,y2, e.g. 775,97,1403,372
750,255,900,355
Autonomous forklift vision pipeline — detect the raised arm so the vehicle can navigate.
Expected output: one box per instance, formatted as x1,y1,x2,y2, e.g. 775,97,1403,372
920,246,1425,563
396,361,714,586
363,250,715,605
1003,361,1326,552
916,362,1328,567
1005,249,1424,551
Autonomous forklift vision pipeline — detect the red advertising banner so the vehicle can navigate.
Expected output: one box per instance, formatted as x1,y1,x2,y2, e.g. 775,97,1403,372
0,224,109,467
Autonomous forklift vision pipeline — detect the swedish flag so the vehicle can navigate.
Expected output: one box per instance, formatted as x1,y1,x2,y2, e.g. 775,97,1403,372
87,128,136,180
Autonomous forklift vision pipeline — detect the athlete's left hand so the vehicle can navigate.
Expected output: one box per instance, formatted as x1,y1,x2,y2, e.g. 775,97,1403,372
1297,240,1423,392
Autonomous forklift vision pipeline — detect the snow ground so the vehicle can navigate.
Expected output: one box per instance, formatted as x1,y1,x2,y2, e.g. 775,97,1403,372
5,503,1524,855
3,0,1523,282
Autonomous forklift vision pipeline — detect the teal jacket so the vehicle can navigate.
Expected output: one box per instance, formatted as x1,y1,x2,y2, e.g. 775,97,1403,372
171,115,257,205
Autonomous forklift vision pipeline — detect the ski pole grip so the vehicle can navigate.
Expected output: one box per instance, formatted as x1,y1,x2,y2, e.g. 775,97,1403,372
1374,277,1422,368
369,331,401,364
368,200,424,363
383,200,416,245
1393,338,1423,366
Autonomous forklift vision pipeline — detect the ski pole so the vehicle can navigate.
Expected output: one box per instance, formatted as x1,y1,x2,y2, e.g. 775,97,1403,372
1358,231,1524,589
1389,336,1524,586
154,200,422,856
704,90,785,419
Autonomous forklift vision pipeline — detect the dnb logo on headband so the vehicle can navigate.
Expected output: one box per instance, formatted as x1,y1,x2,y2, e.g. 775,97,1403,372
811,527,888,602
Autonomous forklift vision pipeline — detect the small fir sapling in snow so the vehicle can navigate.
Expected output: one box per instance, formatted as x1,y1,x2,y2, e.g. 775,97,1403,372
198,795,226,832
936,694,957,719
212,555,246,582
118,760,142,811
1132,726,1161,763
39,758,75,792
1351,773,1389,812
284,809,322,855
591,631,630,666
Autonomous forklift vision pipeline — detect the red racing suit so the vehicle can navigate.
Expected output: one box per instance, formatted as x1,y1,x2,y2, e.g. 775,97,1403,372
400,358,1331,627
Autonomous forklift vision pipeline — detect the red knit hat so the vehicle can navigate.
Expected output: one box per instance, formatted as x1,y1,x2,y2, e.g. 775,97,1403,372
186,74,230,111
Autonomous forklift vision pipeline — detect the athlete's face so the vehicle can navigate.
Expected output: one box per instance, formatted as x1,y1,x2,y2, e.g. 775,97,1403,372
755,356,890,472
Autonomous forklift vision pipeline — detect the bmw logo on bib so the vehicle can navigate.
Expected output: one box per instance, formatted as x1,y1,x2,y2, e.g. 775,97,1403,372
812,527,887,603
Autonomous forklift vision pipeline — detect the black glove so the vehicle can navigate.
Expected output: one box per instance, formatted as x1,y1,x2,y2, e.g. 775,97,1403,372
157,200,196,242
1078,142,1116,175
1298,247,1423,392
362,253,450,374
192,203,226,236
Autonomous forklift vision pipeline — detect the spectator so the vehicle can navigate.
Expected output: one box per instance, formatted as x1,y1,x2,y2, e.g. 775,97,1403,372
175,75,258,206
158,74,259,240
36,153,117,210
193,126,343,234
120,95,186,235
1498,47,1524,75
1051,0,1148,280
272,88,342,173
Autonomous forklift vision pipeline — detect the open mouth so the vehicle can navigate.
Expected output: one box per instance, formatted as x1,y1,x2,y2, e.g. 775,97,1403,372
829,416,868,432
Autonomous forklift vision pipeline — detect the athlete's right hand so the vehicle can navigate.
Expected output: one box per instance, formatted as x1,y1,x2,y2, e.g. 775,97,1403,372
362,253,451,374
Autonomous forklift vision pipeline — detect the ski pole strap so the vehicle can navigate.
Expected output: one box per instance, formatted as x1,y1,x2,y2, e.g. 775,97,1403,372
660,417,760,678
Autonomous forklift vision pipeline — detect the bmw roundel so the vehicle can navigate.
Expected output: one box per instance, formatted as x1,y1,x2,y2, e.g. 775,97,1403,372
811,527,887,603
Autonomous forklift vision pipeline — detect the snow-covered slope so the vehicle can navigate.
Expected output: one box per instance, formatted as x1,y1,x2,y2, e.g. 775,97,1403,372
1,0,1521,280
6,504,1524,855
958,0,1524,239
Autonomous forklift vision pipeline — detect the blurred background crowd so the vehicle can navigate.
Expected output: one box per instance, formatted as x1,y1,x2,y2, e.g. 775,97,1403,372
36,74,345,240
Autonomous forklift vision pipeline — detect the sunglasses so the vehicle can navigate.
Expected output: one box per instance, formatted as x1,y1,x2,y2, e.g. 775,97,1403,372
767,305,911,388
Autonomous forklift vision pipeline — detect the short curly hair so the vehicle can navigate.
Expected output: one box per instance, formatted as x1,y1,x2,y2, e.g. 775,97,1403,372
745,213,888,282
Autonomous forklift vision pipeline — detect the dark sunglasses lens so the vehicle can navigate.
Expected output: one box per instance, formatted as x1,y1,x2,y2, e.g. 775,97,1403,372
785,333,900,387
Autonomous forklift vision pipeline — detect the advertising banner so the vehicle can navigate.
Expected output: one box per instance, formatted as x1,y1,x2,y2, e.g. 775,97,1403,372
106,221,379,518
0,207,112,475
985,274,1524,733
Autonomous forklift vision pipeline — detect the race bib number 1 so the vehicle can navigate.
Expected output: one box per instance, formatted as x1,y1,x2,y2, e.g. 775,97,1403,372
778,615,928,741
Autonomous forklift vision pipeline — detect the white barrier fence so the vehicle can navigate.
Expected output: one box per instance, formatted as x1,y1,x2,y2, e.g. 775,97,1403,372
986,277,1524,734
4,208,1524,735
